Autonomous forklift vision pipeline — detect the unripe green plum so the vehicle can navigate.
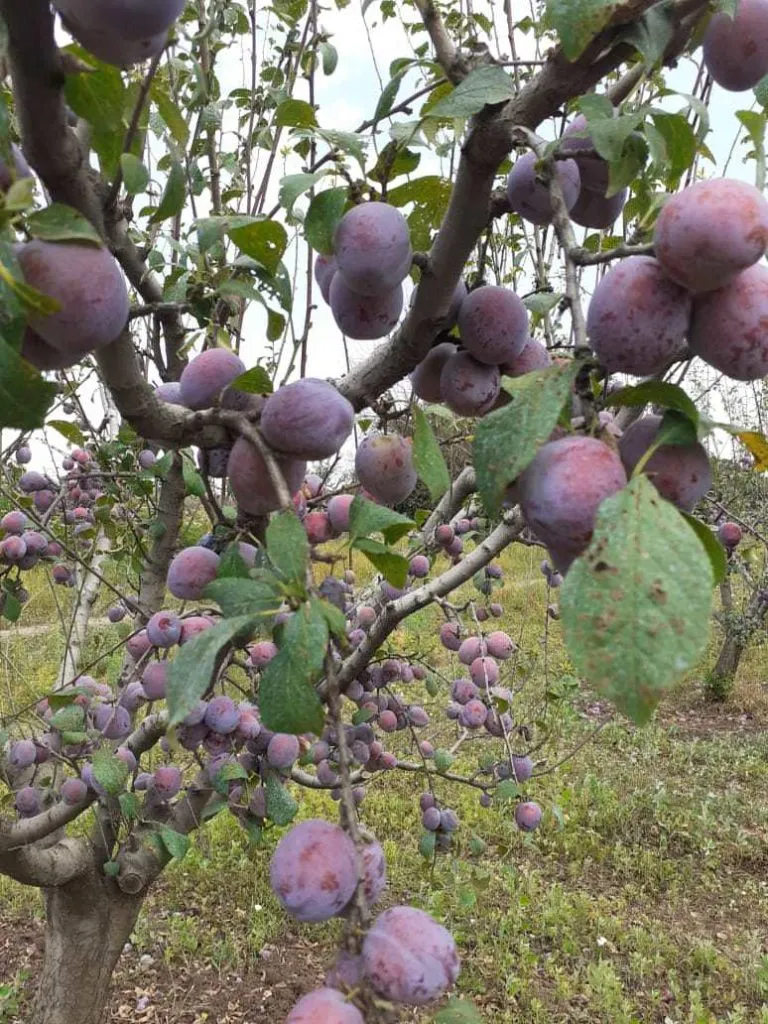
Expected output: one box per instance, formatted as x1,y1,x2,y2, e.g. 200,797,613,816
654,178,768,294
689,263,768,380
333,201,412,296
260,378,354,460
587,256,691,376
355,433,416,505
17,240,129,356
227,437,306,515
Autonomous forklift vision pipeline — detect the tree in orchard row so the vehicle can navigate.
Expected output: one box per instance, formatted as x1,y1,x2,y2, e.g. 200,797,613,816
0,0,767,1022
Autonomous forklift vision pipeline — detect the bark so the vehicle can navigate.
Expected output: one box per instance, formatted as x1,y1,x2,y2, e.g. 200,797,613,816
709,581,768,698
31,871,143,1024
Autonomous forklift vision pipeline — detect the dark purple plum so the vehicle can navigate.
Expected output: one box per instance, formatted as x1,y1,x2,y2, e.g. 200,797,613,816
330,274,403,340
167,546,220,601
141,661,168,701
501,338,551,377
362,906,460,1006
270,819,358,922
515,800,543,832
703,0,768,91
440,351,500,417
286,988,364,1024
267,733,301,769
328,494,355,535
587,256,691,375
506,150,581,226
458,285,528,365
146,610,182,648
179,349,246,410
570,186,627,230
689,262,768,380
333,201,412,296
654,178,768,294
205,696,240,735
355,433,416,505
261,379,354,460
227,437,306,516
152,765,182,800
618,415,711,511
410,341,458,403
314,254,338,303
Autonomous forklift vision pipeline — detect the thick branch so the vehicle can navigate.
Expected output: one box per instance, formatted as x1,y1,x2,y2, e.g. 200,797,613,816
0,796,94,853
0,836,90,887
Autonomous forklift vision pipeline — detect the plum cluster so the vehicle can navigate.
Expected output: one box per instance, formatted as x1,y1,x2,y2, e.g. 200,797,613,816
315,202,412,339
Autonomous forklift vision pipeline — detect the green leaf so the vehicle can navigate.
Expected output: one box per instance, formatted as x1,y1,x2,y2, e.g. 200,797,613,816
91,749,129,796
474,362,581,514
159,827,190,861
495,779,520,802
412,405,450,501
182,459,206,498
120,153,150,195
278,172,326,214
259,602,327,735
274,98,317,128
681,513,728,585
46,687,92,710
314,597,348,638
64,48,126,177
228,220,288,275
266,510,308,587
604,381,699,426
217,544,252,580
434,749,453,773
546,0,622,61
304,188,347,255
204,577,281,618
348,495,415,545
265,772,299,825
149,158,186,224
26,204,102,246
560,475,713,725
50,704,86,733
649,112,697,181
118,792,140,821
435,998,483,1023
166,615,255,727
622,4,674,67
0,339,57,429
151,83,190,145
230,366,273,395
48,420,86,446
425,66,514,119
523,291,563,316
354,538,410,588
103,860,120,878
211,759,248,795
3,591,23,624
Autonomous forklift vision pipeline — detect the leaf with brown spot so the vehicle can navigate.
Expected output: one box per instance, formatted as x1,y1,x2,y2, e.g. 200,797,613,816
560,475,713,724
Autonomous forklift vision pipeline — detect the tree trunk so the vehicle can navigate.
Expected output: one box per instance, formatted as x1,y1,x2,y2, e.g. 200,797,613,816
31,872,143,1024
711,633,745,684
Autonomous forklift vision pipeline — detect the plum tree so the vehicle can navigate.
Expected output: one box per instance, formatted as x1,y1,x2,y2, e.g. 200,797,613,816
355,433,416,505
410,340,458,402
332,201,412,296
179,348,246,410
519,437,627,571
654,178,768,294
16,240,129,355
586,256,691,375
440,350,500,416
227,437,306,515
166,546,220,601
269,819,358,922
260,378,354,460
506,150,581,225
361,906,460,1005
329,273,403,339
703,0,768,91
619,415,712,512
457,285,529,365
688,263,768,380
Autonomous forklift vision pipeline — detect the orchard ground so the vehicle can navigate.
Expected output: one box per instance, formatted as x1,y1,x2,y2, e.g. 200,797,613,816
1,543,768,1024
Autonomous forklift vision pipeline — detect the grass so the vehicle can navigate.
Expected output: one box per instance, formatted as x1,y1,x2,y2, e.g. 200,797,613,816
2,540,768,1022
